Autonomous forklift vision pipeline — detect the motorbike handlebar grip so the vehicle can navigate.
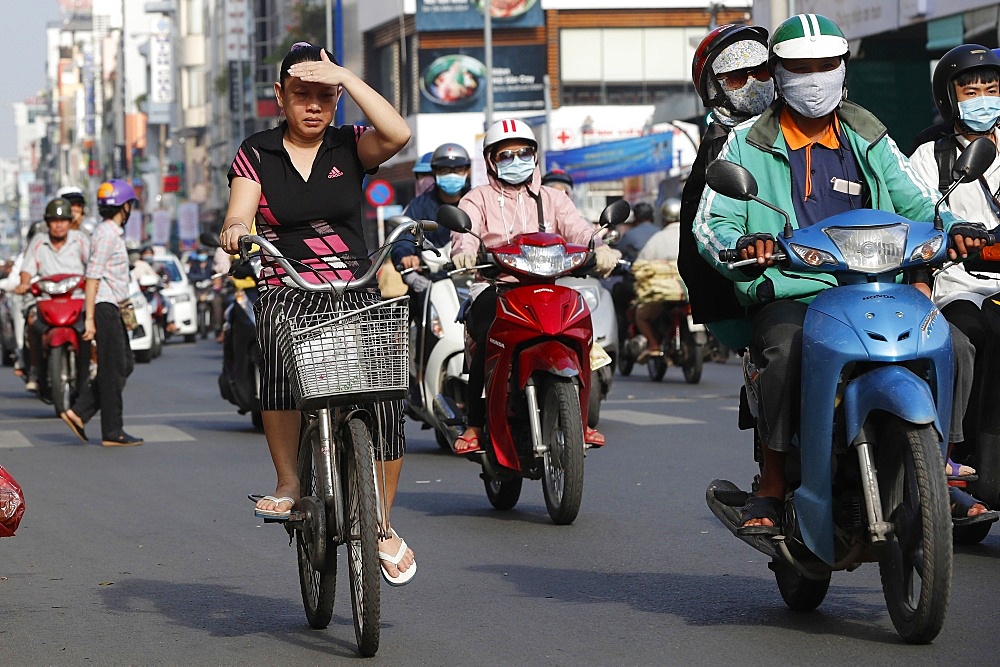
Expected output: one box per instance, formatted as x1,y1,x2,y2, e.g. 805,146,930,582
719,249,739,263
421,220,439,232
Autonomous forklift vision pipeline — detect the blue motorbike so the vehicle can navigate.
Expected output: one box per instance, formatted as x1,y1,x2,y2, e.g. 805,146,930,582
704,137,996,644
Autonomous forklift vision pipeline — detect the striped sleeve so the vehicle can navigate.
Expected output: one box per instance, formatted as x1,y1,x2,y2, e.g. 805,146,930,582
353,125,368,144
227,141,262,185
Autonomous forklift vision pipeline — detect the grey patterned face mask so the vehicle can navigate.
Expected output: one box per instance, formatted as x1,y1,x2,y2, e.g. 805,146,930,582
774,62,846,118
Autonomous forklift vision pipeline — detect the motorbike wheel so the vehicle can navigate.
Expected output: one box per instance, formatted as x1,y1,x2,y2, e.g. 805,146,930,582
48,345,76,416
484,476,523,510
342,417,381,657
876,417,952,644
953,521,992,546
587,370,602,428
647,356,666,382
152,322,164,359
681,339,704,385
618,343,634,377
296,418,336,630
540,376,586,525
771,560,830,611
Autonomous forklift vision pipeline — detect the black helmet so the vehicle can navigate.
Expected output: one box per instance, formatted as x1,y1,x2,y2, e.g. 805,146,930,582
932,44,1000,123
633,202,655,222
44,197,73,222
430,143,471,168
542,169,574,189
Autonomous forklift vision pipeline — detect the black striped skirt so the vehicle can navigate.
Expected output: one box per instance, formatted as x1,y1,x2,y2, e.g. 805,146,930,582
254,286,406,460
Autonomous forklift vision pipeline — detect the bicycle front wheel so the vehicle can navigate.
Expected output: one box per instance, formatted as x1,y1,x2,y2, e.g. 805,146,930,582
343,417,381,656
296,416,336,629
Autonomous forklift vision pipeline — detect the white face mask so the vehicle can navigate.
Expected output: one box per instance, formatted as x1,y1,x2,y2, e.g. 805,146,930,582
774,61,846,118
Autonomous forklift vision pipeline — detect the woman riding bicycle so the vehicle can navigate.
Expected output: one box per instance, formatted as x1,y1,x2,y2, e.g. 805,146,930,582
219,41,416,585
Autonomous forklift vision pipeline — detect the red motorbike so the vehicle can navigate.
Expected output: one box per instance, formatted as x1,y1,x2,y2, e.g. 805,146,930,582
438,201,630,524
30,273,86,415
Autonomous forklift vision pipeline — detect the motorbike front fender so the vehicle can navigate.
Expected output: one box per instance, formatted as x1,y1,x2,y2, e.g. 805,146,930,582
516,340,582,389
842,365,943,445
45,327,79,352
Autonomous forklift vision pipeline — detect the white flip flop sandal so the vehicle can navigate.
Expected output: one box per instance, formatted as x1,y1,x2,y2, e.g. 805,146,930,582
251,495,295,520
378,529,417,587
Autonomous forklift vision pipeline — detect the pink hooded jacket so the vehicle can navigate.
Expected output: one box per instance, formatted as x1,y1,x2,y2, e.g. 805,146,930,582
452,168,601,258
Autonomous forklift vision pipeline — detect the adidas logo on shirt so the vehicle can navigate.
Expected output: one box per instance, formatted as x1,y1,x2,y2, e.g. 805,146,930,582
328,166,344,178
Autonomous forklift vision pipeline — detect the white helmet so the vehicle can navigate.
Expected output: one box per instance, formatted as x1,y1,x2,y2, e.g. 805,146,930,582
57,186,86,205
483,119,537,158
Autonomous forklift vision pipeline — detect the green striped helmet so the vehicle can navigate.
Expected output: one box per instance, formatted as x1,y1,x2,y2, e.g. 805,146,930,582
769,14,849,65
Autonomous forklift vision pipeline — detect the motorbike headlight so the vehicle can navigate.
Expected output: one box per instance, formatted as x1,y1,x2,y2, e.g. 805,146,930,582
909,234,944,262
825,224,908,272
572,285,600,311
495,245,588,276
38,276,80,295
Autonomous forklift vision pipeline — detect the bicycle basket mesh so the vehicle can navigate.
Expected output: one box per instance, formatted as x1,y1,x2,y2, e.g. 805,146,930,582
276,296,409,408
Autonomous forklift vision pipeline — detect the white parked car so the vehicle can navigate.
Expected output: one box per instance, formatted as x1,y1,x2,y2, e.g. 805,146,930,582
150,252,198,342
128,277,160,363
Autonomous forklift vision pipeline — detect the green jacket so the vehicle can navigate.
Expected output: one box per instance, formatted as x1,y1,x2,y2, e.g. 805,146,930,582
693,100,956,306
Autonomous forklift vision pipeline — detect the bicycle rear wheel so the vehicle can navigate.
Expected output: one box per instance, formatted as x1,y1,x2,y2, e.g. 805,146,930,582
296,416,336,629
342,417,381,656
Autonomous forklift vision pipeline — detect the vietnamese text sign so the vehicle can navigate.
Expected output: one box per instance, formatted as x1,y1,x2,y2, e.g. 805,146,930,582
418,45,546,114
546,132,674,183
149,16,174,105
224,0,250,62
416,0,543,32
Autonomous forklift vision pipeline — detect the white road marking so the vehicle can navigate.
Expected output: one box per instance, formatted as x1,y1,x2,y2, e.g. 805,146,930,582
599,409,703,426
0,431,33,448
121,425,195,443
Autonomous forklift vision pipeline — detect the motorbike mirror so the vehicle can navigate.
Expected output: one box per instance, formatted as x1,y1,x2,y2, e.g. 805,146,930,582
599,200,632,227
436,205,472,234
953,136,997,184
199,231,221,248
933,136,998,230
705,159,758,201
706,159,794,239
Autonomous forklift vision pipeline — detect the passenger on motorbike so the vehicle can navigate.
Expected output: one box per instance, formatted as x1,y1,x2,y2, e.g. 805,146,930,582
632,198,683,361
131,246,177,334
678,23,773,351
450,118,621,454
412,151,435,198
541,169,574,197
694,13,989,532
909,44,1000,519
15,198,90,393
57,186,91,235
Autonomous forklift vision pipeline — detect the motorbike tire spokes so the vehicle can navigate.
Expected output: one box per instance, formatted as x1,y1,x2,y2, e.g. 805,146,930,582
876,417,952,644
770,560,830,611
295,419,336,629
48,344,76,416
540,377,585,525
342,417,381,657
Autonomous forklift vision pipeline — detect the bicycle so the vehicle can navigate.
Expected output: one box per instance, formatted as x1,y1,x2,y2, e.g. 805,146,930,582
239,217,434,656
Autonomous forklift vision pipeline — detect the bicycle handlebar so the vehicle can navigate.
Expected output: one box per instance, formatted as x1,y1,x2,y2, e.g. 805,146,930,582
238,216,435,297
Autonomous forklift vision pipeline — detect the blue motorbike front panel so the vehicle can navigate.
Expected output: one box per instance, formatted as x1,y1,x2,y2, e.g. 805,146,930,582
798,283,952,564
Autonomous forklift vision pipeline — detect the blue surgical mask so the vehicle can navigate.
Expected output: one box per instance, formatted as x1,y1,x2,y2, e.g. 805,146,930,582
497,157,535,185
435,173,466,196
958,96,1000,133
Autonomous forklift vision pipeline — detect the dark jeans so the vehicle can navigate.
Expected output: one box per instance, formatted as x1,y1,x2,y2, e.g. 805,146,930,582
71,302,134,439
943,299,1000,440
466,287,499,429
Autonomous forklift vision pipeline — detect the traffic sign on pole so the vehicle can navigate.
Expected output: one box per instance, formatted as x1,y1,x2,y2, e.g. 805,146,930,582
365,179,395,207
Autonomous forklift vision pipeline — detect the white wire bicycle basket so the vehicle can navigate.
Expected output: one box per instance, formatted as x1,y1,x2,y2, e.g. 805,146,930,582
276,295,409,409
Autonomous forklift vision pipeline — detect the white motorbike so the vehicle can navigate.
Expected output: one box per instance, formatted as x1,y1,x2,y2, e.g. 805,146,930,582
400,242,472,450
556,276,616,426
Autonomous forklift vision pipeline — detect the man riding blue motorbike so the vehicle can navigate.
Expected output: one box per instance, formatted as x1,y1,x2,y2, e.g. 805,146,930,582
694,12,990,534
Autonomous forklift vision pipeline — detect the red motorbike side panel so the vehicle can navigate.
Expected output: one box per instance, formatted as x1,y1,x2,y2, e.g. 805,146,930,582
485,283,592,472
45,328,79,351
37,299,84,328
